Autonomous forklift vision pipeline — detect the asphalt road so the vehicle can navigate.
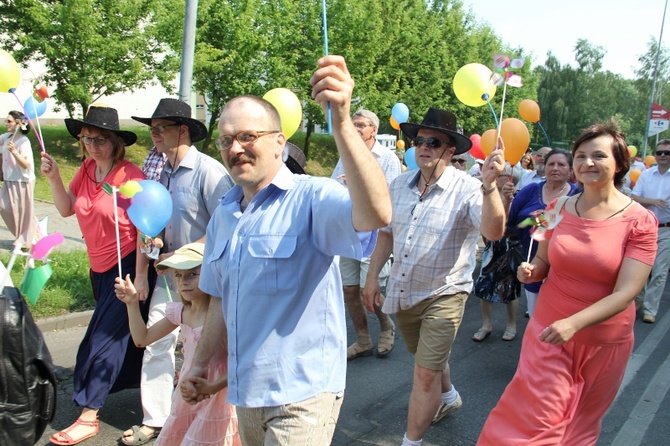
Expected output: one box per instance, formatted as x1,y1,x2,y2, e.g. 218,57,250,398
3,202,670,445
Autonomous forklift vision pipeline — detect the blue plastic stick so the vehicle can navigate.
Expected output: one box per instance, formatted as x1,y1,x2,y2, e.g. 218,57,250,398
322,0,332,134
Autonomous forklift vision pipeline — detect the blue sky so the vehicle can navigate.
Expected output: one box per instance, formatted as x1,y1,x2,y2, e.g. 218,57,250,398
462,0,668,79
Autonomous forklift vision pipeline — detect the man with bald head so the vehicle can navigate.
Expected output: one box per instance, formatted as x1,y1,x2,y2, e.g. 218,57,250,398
517,146,552,190
180,55,391,445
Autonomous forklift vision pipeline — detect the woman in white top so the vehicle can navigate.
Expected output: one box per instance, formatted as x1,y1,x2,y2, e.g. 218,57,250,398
0,111,37,249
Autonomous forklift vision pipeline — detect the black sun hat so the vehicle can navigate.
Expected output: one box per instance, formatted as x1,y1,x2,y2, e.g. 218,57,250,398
131,98,208,143
65,106,137,146
400,108,472,155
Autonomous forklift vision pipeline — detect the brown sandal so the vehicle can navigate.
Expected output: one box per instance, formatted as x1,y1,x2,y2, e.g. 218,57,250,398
377,321,396,358
347,341,373,360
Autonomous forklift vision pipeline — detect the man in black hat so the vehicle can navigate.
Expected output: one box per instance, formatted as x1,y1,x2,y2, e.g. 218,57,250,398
363,107,507,446
121,99,234,444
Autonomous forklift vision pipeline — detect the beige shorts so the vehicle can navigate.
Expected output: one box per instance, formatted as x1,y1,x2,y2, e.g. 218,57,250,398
395,292,469,371
339,256,391,288
236,392,344,446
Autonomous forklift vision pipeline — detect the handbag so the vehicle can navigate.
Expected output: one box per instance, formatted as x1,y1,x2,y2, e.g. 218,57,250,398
474,236,523,304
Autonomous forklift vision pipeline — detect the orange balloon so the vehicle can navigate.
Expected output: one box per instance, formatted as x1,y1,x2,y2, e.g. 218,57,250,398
629,169,642,183
500,118,531,165
396,139,406,150
645,155,656,168
481,129,497,156
390,116,399,130
518,99,540,123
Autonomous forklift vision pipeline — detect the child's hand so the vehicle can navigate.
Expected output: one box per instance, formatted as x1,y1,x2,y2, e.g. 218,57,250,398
192,376,227,396
114,274,139,304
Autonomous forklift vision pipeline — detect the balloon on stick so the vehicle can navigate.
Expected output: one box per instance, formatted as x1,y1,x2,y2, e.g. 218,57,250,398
518,99,540,123
453,63,497,107
263,88,303,139
481,129,497,156
126,180,173,237
391,103,410,124
396,139,406,150
469,134,486,160
629,169,642,183
405,146,418,170
24,96,48,119
0,49,20,92
645,155,656,168
500,118,530,165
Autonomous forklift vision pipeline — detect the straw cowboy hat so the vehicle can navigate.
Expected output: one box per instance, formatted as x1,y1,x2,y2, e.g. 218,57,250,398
65,106,137,146
400,108,472,155
131,98,208,143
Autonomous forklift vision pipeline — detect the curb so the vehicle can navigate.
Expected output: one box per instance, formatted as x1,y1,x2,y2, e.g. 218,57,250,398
36,310,93,332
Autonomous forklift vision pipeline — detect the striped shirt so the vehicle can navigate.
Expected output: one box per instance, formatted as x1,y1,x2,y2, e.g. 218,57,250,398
382,166,483,313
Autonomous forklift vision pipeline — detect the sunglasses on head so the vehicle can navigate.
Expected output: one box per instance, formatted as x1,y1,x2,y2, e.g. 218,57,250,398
656,150,670,156
414,136,450,149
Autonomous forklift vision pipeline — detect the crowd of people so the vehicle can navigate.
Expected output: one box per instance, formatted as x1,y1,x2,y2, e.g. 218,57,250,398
1,53,665,446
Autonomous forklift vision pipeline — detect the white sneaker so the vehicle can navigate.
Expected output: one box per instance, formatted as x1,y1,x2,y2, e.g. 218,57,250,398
431,394,463,424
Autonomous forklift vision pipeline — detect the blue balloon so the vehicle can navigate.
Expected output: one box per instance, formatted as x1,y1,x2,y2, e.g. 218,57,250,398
391,102,410,124
405,146,418,170
127,180,173,237
24,96,47,119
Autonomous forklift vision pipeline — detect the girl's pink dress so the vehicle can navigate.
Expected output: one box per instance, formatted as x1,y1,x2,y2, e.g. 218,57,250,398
155,302,240,446
478,201,657,446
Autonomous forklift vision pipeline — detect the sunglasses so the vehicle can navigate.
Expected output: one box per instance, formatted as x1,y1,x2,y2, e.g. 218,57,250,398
450,158,466,165
414,137,450,149
656,150,670,156
215,130,281,151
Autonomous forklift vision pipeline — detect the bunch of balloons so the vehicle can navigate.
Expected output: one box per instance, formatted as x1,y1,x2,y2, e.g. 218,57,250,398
118,180,173,237
263,88,303,139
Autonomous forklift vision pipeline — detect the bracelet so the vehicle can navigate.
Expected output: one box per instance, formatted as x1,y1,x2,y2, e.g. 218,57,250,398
481,183,496,196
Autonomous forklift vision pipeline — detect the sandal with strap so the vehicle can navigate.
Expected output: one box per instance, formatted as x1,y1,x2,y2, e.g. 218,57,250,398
347,341,373,360
50,418,99,445
502,327,517,341
376,321,396,358
121,425,161,446
472,328,492,342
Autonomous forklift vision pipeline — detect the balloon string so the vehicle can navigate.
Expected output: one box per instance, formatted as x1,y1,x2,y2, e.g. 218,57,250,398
9,89,46,153
321,0,331,134
537,121,551,147
486,100,499,129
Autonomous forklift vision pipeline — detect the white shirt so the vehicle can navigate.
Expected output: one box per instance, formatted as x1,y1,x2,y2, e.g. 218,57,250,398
632,165,670,224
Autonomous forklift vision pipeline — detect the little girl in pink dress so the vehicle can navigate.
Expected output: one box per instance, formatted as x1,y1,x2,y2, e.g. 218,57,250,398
115,242,240,446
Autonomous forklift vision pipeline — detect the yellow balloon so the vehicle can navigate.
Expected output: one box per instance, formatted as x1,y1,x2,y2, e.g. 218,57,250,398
118,180,143,198
453,63,497,107
518,99,540,123
628,145,638,158
263,88,303,139
390,116,400,130
629,169,642,183
0,49,20,93
645,155,656,168
396,139,406,150
481,129,497,156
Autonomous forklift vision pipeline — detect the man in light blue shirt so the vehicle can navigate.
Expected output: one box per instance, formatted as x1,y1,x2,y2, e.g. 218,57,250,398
181,55,392,445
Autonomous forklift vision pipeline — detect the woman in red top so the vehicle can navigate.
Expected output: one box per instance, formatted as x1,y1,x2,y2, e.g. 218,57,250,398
478,120,658,445
41,106,151,445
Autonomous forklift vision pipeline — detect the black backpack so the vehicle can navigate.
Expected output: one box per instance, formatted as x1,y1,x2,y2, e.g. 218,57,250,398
0,286,57,446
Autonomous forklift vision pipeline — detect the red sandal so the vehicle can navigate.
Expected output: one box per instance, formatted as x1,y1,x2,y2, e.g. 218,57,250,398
50,418,99,445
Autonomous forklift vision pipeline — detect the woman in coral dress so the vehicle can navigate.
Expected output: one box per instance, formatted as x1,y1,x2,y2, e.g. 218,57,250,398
478,120,658,446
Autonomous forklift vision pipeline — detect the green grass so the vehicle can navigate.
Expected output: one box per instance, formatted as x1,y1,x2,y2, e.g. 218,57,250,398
0,250,94,319
16,125,338,318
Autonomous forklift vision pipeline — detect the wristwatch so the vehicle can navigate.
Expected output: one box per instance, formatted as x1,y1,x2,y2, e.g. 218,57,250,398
481,183,496,196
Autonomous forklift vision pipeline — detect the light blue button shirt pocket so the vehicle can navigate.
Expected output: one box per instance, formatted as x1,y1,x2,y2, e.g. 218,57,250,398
247,234,297,295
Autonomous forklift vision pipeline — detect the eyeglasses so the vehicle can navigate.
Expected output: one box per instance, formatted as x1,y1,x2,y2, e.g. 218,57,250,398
80,136,109,146
451,158,466,165
414,137,450,149
353,122,373,129
215,130,281,151
656,150,670,156
149,123,180,134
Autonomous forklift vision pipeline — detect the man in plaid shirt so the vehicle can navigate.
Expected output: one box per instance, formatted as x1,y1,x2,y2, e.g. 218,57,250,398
363,108,506,446
142,146,167,182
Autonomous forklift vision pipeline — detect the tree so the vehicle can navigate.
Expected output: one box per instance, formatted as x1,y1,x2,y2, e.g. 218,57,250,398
0,0,180,117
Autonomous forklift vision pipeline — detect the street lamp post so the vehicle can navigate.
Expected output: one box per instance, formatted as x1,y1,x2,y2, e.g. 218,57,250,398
643,0,669,158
